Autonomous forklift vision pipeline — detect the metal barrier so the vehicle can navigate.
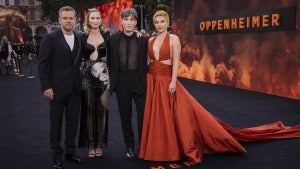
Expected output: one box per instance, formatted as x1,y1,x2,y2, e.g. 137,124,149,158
18,52,38,78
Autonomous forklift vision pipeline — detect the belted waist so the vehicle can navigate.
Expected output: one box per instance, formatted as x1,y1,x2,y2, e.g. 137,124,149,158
148,61,172,77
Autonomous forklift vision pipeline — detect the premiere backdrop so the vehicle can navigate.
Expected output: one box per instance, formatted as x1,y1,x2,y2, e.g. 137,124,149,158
172,0,300,100
87,0,133,33
0,5,28,43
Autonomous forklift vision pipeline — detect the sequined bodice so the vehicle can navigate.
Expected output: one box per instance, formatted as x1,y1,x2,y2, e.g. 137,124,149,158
81,41,109,90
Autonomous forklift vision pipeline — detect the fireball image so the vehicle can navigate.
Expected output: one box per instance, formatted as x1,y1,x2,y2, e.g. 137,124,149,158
173,0,300,100
0,5,27,43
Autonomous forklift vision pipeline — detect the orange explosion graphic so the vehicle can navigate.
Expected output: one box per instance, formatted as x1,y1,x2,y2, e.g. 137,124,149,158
0,5,26,43
173,0,300,100
96,0,133,32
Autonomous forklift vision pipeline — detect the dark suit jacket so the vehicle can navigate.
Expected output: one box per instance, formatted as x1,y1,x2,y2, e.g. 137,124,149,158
38,29,83,99
107,32,148,94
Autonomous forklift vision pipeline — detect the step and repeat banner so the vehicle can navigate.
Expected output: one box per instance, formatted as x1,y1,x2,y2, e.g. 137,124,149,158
172,0,300,100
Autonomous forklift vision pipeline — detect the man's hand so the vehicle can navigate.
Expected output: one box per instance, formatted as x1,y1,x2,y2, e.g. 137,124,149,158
43,88,54,100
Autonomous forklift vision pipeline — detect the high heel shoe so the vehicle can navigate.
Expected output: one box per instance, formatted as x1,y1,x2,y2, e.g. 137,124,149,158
88,149,95,158
95,148,103,157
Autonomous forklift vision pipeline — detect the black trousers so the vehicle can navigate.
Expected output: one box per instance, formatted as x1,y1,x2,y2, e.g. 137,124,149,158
116,70,146,150
49,89,80,160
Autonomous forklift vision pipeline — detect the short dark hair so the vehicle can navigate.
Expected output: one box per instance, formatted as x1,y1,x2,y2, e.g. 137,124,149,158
58,6,76,18
120,8,138,20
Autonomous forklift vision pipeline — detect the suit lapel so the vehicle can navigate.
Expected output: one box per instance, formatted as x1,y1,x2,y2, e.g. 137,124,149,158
58,29,82,65
73,32,82,65
58,29,72,53
137,36,141,69
114,33,122,72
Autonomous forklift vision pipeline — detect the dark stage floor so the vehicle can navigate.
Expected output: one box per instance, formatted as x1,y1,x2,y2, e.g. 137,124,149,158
0,65,299,169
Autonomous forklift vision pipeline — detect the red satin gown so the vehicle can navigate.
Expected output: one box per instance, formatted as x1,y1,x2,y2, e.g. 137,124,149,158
139,33,300,164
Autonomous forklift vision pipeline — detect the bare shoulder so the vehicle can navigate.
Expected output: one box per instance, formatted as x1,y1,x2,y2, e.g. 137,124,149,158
148,36,155,43
169,34,180,42
169,34,181,47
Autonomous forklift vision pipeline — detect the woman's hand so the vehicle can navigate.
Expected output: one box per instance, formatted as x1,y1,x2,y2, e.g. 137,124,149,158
134,30,143,37
80,61,84,70
168,81,176,95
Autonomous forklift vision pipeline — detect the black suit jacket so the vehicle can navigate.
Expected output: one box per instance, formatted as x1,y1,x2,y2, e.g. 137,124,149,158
38,29,83,99
107,32,148,93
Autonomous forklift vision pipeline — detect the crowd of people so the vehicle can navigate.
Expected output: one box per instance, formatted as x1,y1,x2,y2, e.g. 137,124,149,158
37,6,300,169
0,37,40,76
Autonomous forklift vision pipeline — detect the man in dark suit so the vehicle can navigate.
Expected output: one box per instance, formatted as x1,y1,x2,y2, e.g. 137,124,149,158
107,8,148,159
38,6,83,169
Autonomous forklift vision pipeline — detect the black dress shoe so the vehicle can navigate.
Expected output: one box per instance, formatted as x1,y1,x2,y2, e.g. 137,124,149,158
126,148,135,159
65,153,82,163
53,159,64,169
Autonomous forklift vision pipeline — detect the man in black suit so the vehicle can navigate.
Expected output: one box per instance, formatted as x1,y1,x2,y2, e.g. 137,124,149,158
38,6,82,169
107,8,148,159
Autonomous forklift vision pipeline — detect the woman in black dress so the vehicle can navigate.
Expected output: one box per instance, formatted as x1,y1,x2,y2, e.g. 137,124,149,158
0,36,12,75
78,8,109,158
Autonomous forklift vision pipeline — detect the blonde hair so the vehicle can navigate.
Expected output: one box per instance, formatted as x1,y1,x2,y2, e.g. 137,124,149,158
83,8,106,34
153,10,169,23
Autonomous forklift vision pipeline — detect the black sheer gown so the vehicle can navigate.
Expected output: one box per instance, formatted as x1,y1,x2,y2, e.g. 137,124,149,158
78,35,109,149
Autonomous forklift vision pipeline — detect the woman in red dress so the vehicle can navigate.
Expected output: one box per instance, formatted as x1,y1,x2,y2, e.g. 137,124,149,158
139,10,300,164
